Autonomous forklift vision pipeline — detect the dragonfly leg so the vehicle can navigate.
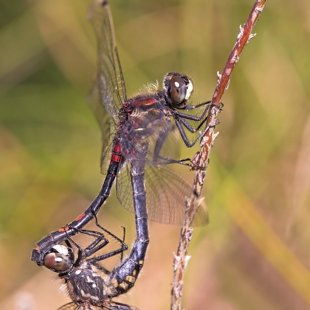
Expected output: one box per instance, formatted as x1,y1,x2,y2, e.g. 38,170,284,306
174,102,223,133
174,109,221,148
65,213,127,261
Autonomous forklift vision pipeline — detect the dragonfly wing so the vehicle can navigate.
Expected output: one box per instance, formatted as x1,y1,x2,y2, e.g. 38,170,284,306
116,164,186,225
116,164,132,213
89,0,127,120
147,165,209,226
146,123,181,165
88,85,115,172
143,165,191,225
89,0,127,171
116,163,208,226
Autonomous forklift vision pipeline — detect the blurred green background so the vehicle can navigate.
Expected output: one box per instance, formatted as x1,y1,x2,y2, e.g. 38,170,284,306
1,0,310,309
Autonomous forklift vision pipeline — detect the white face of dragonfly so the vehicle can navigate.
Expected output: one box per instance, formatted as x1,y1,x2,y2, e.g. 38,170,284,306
43,244,74,273
184,79,193,100
163,72,194,108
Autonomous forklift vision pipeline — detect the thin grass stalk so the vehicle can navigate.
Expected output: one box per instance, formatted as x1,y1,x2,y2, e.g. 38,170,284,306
171,1,267,309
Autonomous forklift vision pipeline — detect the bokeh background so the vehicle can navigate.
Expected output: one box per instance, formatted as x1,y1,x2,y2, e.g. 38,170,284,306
1,0,310,309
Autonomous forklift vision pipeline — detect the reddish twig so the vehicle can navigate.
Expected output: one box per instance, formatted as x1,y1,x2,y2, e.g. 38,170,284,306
171,1,267,309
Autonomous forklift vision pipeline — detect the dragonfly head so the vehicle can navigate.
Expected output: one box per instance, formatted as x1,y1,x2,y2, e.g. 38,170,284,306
163,72,193,109
43,244,74,274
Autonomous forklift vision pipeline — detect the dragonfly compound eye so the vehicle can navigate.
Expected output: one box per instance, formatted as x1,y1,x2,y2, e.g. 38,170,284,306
43,244,74,273
163,72,194,107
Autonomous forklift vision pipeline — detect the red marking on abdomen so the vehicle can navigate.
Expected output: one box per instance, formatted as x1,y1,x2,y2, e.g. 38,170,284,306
113,143,122,153
111,154,122,162
111,142,123,163
59,225,69,232
75,213,86,221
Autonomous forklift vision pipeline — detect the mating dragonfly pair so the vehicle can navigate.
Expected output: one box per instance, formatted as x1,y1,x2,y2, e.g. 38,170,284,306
31,0,220,309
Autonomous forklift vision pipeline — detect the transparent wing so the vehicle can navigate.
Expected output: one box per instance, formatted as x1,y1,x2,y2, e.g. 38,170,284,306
143,165,192,225
88,0,127,170
116,163,208,226
89,0,127,122
146,123,181,164
88,85,116,172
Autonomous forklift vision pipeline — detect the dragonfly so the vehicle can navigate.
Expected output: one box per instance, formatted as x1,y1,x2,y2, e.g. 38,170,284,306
32,0,215,266
42,158,148,310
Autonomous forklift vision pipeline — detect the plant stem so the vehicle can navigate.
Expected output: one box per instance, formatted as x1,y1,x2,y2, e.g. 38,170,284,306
171,1,267,309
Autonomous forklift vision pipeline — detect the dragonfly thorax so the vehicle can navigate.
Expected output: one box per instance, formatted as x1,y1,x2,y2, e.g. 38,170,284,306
66,261,113,307
163,72,193,108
